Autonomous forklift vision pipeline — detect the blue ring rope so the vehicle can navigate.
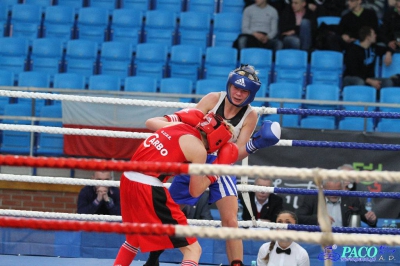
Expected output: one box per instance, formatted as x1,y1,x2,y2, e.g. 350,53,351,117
290,140,400,151
277,108,400,118
287,224,400,235
274,188,400,199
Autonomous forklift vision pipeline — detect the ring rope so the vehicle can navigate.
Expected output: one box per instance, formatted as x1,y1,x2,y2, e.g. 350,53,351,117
2,155,400,183
1,216,399,246
1,89,400,118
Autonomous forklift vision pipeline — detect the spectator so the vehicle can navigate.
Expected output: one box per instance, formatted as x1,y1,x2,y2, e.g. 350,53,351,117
278,0,317,51
326,0,380,51
338,164,357,191
257,211,310,266
343,26,394,97
182,191,214,220
239,177,283,222
233,0,283,54
307,0,347,17
381,0,400,52
363,0,387,20
296,180,377,227
77,171,121,215
244,0,286,15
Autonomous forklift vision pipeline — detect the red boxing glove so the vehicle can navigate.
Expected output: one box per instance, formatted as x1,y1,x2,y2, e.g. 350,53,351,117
207,143,238,184
164,108,204,127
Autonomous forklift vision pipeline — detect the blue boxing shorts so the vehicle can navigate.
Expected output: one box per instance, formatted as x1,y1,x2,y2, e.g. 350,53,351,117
169,154,238,205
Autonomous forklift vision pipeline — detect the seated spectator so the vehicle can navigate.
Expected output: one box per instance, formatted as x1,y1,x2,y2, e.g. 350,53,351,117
77,171,121,215
233,0,283,54
278,0,317,51
244,0,286,15
296,180,377,227
257,211,310,266
362,0,386,20
239,177,283,222
181,191,214,220
343,26,394,98
381,0,400,52
307,0,347,17
338,164,357,191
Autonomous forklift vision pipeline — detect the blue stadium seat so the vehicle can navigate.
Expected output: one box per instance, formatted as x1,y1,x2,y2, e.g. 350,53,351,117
305,84,340,110
76,7,109,47
25,0,53,13
65,39,98,82
252,83,267,107
376,119,400,133
212,12,242,47
169,44,203,83
42,6,76,47
9,4,42,43
310,50,343,87
17,71,50,115
195,78,225,96
178,11,212,54
267,82,303,128
134,43,168,83
187,0,216,14
0,70,14,115
124,76,157,93
240,48,273,85
2,0,18,13
0,37,29,81
57,0,85,14
0,103,34,154
88,74,121,91
154,0,184,13
110,9,143,52
317,16,341,27
342,85,376,111
339,117,374,132
219,0,244,13
204,46,237,80
160,77,193,102
99,41,133,82
53,73,86,90
144,10,177,50
300,116,336,130
87,0,118,13
120,0,151,11
381,53,400,78
274,49,308,86
36,104,64,156
30,38,64,80
0,4,8,37
379,87,400,112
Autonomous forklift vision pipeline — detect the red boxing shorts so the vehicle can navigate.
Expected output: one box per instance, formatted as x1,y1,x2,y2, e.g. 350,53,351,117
120,173,197,252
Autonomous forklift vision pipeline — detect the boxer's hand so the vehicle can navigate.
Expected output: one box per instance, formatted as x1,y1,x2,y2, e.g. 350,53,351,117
164,108,204,126
246,120,281,154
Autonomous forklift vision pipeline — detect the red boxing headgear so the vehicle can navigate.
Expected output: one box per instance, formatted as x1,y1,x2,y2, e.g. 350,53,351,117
196,112,232,153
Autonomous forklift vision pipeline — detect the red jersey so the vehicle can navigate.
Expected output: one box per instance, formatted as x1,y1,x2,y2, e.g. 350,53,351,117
130,123,202,180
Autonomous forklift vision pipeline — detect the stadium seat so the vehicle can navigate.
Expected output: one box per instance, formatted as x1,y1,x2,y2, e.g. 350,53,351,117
0,37,29,81
267,82,303,128
143,10,177,50
339,117,374,132
9,4,42,43
42,6,76,47
252,83,267,107
376,118,400,133
0,70,14,114
204,46,237,80
178,11,212,54
274,49,308,86
300,116,336,130
169,44,203,83
160,77,193,102
381,53,400,78
305,84,340,110
342,85,376,111
57,0,85,14
53,73,86,90
99,41,133,82
88,74,121,91
309,50,343,87
2,0,18,13
25,0,53,13
154,0,184,13
30,38,64,80
120,0,151,11
0,103,34,154
212,12,242,47
195,78,225,96
36,104,64,156
219,0,244,13
124,76,157,93
64,39,98,82
379,87,400,112
76,7,109,47
240,48,273,85
187,0,216,14
0,4,8,37
17,71,50,115
87,0,117,13
134,43,168,83
317,16,341,27
110,9,143,52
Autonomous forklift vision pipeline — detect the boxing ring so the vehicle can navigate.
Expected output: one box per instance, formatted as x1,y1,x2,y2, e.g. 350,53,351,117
1,89,400,266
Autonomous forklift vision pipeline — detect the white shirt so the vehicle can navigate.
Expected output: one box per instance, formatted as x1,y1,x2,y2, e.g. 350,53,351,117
257,241,310,266
326,198,343,227
255,195,269,213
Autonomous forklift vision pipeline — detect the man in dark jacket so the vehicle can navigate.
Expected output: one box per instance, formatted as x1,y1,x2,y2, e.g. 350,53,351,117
381,0,400,52
239,177,283,222
296,180,377,227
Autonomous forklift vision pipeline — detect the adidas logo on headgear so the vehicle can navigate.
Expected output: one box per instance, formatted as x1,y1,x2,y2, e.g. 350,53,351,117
234,78,245,87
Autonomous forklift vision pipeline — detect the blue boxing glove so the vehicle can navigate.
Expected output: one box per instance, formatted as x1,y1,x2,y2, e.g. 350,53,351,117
246,120,281,154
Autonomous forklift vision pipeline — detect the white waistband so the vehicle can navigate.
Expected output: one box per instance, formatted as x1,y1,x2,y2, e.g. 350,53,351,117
123,171,164,187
